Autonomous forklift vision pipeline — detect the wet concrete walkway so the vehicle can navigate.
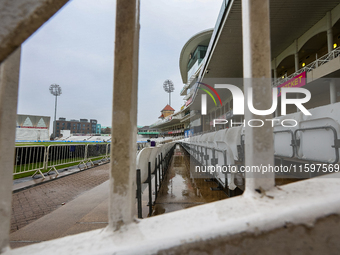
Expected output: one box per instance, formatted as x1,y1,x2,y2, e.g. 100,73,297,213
10,145,228,249
153,145,228,215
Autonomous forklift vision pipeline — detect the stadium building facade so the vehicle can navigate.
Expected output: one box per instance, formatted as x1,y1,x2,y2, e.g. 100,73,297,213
16,114,50,141
151,0,340,138
55,118,100,137
3,0,340,254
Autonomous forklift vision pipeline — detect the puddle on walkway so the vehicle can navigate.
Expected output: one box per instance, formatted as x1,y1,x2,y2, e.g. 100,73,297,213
152,145,228,216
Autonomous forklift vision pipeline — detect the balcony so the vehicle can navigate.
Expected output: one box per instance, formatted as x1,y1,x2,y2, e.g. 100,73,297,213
273,46,340,87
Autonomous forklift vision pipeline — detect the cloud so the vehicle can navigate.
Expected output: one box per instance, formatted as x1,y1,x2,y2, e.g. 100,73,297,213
18,0,222,131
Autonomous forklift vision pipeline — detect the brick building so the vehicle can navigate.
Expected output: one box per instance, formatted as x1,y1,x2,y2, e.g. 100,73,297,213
55,118,99,137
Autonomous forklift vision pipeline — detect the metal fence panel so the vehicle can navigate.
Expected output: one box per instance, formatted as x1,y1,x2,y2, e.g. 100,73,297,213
46,144,87,174
14,146,46,177
13,143,112,178
85,144,109,166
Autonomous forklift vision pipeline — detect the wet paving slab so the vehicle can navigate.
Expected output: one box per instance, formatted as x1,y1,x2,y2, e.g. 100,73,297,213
152,145,228,216
10,163,110,235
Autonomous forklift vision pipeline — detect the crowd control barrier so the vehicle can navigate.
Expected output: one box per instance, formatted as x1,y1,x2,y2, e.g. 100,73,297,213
13,143,111,179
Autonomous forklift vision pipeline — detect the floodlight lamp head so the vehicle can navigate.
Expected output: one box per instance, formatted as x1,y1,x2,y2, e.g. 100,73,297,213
163,79,175,93
49,84,62,96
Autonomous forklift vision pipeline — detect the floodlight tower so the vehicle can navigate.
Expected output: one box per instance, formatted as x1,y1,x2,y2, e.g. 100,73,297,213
163,79,175,106
49,84,62,139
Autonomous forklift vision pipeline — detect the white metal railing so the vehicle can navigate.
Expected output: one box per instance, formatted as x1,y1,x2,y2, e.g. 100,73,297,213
84,143,110,167
273,46,340,87
13,143,111,178
14,146,46,177
45,144,87,176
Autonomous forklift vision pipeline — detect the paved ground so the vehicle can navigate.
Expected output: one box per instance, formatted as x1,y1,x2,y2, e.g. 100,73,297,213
9,145,229,249
10,181,110,249
153,145,228,215
11,164,110,233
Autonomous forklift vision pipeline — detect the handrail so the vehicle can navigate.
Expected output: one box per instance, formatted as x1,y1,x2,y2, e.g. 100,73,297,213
273,47,340,87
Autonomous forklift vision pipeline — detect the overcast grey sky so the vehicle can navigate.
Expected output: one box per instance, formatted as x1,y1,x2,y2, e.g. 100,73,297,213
17,0,222,129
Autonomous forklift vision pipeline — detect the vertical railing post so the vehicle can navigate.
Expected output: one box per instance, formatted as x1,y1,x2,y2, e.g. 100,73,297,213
136,169,142,219
43,145,49,170
158,154,161,186
148,162,152,216
109,0,140,230
161,153,164,180
0,47,21,251
242,0,275,194
106,143,109,161
155,157,158,199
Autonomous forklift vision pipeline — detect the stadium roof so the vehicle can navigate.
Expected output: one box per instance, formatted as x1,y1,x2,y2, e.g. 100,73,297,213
179,29,213,84
161,105,175,112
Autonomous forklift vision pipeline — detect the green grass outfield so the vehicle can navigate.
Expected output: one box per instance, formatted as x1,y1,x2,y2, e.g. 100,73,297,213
15,142,109,147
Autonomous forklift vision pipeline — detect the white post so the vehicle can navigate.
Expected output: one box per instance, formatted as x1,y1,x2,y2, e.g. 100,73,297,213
109,0,140,231
242,0,275,193
0,47,21,252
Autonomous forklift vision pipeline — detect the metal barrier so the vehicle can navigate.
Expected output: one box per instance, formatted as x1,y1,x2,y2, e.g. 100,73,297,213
135,143,176,218
84,143,109,167
180,141,238,191
181,123,340,189
14,146,46,177
45,144,87,176
14,143,112,179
